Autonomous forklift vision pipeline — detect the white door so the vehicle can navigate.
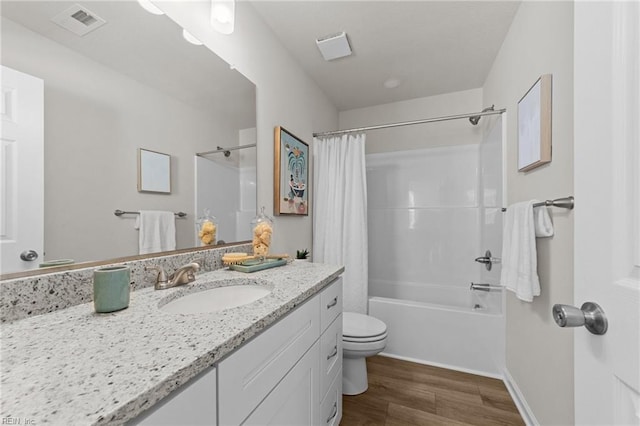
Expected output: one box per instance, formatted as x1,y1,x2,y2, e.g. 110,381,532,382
0,66,44,273
574,2,640,425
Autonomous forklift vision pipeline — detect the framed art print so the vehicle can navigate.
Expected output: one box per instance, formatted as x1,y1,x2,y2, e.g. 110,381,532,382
274,126,309,216
138,148,171,193
518,74,552,172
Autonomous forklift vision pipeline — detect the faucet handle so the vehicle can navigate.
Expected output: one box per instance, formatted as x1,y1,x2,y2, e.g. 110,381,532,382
145,265,168,284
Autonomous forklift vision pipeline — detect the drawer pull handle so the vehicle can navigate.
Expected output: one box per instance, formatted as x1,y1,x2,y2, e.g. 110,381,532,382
326,402,338,423
326,345,338,360
326,297,338,309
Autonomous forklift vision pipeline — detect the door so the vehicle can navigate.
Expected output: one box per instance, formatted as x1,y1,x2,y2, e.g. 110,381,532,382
0,65,44,273
574,2,640,424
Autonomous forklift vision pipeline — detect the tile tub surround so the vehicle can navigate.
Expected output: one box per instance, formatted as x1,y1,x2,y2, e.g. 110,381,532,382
0,262,344,425
0,244,252,323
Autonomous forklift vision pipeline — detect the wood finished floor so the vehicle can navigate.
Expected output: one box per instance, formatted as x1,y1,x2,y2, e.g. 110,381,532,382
340,356,525,426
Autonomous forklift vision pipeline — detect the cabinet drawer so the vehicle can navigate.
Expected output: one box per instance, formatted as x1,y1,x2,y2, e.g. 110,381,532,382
320,313,342,401
320,277,342,332
218,296,320,425
319,368,342,426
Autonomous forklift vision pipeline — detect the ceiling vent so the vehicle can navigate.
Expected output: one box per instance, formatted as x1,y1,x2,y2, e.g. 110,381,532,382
51,4,106,36
316,32,352,61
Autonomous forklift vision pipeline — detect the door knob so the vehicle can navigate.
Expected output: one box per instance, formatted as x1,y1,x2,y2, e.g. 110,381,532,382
552,302,608,335
20,250,39,261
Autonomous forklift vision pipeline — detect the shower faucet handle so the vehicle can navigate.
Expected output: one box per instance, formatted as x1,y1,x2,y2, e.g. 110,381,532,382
474,250,501,271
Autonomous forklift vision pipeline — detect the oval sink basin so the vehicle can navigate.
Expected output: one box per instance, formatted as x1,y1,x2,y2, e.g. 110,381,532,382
160,285,272,314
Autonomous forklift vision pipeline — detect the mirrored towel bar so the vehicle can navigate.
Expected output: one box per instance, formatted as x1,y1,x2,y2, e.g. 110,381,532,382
114,210,187,218
501,196,574,212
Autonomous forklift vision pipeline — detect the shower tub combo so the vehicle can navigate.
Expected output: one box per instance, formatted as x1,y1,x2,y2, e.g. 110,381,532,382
369,282,504,377
366,116,504,377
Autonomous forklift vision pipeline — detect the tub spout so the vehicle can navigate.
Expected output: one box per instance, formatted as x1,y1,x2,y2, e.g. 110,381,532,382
470,282,502,292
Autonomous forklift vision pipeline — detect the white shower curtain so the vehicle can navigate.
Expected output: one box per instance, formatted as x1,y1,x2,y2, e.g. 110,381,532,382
313,133,368,314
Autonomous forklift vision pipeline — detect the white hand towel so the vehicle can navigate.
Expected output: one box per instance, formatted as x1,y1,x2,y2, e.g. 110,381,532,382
533,205,554,237
500,200,540,302
135,211,176,255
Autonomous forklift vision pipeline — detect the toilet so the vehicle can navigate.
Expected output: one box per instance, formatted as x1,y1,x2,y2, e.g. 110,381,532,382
342,311,388,395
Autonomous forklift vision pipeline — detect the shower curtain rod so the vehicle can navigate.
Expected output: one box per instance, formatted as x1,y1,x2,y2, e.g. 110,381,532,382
312,108,506,138
196,143,256,157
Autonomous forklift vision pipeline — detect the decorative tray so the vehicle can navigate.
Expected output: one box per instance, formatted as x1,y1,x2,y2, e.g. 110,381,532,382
229,258,288,273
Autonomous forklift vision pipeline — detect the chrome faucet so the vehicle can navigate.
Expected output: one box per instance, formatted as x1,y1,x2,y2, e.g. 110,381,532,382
146,262,201,290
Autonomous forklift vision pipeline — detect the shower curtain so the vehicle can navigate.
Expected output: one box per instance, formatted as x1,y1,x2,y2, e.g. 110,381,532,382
312,133,368,314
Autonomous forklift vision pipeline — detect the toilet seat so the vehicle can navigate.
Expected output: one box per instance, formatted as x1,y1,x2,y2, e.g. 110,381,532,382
343,312,387,339
343,332,387,344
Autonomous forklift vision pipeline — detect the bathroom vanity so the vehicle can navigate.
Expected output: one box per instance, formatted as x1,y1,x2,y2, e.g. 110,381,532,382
0,262,343,425
135,275,343,425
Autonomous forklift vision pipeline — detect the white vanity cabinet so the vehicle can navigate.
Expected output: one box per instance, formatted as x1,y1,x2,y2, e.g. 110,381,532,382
131,277,343,426
318,280,343,426
218,276,343,426
217,294,321,425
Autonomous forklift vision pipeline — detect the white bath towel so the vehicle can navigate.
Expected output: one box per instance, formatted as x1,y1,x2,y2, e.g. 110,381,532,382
533,205,554,237
500,200,540,302
135,211,176,255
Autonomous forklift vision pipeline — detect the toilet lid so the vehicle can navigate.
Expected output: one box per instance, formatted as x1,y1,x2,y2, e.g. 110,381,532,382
343,312,387,338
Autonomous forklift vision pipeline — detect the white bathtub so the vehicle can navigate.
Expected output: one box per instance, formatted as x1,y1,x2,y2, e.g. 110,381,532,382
369,281,505,377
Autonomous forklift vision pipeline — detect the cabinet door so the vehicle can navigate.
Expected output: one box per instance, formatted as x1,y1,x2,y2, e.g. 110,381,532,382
243,341,320,426
218,297,320,425
130,367,216,425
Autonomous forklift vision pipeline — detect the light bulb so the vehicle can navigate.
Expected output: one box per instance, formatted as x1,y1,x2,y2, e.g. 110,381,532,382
210,0,235,34
212,4,232,24
137,0,164,15
182,29,203,46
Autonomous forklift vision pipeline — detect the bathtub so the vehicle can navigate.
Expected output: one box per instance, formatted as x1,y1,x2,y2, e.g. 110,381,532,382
369,281,505,377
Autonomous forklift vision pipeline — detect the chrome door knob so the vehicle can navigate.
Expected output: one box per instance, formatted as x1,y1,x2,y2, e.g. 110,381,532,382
20,250,39,261
552,302,608,335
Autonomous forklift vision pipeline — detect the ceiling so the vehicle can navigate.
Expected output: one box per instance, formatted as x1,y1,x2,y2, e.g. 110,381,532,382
250,0,521,111
1,1,256,129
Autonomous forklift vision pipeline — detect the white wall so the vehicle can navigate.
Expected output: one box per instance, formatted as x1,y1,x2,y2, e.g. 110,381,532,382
339,88,483,154
1,17,237,263
482,2,575,424
159,2,338,256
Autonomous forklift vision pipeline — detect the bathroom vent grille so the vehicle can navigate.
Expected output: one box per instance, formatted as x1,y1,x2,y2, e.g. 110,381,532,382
51,4,106,36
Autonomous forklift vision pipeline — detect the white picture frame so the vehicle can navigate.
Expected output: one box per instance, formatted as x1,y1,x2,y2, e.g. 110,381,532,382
518,74,552,172
138,148,171,193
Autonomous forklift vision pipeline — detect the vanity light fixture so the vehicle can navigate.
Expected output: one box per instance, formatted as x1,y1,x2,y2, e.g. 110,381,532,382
211,0,235,35
182,29,203,46
137,0,164,16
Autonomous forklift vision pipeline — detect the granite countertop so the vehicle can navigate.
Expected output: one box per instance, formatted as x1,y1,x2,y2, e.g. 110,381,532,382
0,262,344,425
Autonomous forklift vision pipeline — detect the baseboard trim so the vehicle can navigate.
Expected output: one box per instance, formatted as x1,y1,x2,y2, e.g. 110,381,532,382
378,352,503,380
503,368,538,426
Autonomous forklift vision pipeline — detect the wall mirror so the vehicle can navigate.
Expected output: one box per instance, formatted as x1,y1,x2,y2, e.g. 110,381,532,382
0,1,257,276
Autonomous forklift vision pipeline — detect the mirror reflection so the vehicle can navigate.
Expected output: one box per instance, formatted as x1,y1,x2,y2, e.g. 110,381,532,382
0,1,257,275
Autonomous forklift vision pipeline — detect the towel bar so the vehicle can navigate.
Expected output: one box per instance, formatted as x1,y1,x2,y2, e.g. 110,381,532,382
501,196,574,212
114,210,187,217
